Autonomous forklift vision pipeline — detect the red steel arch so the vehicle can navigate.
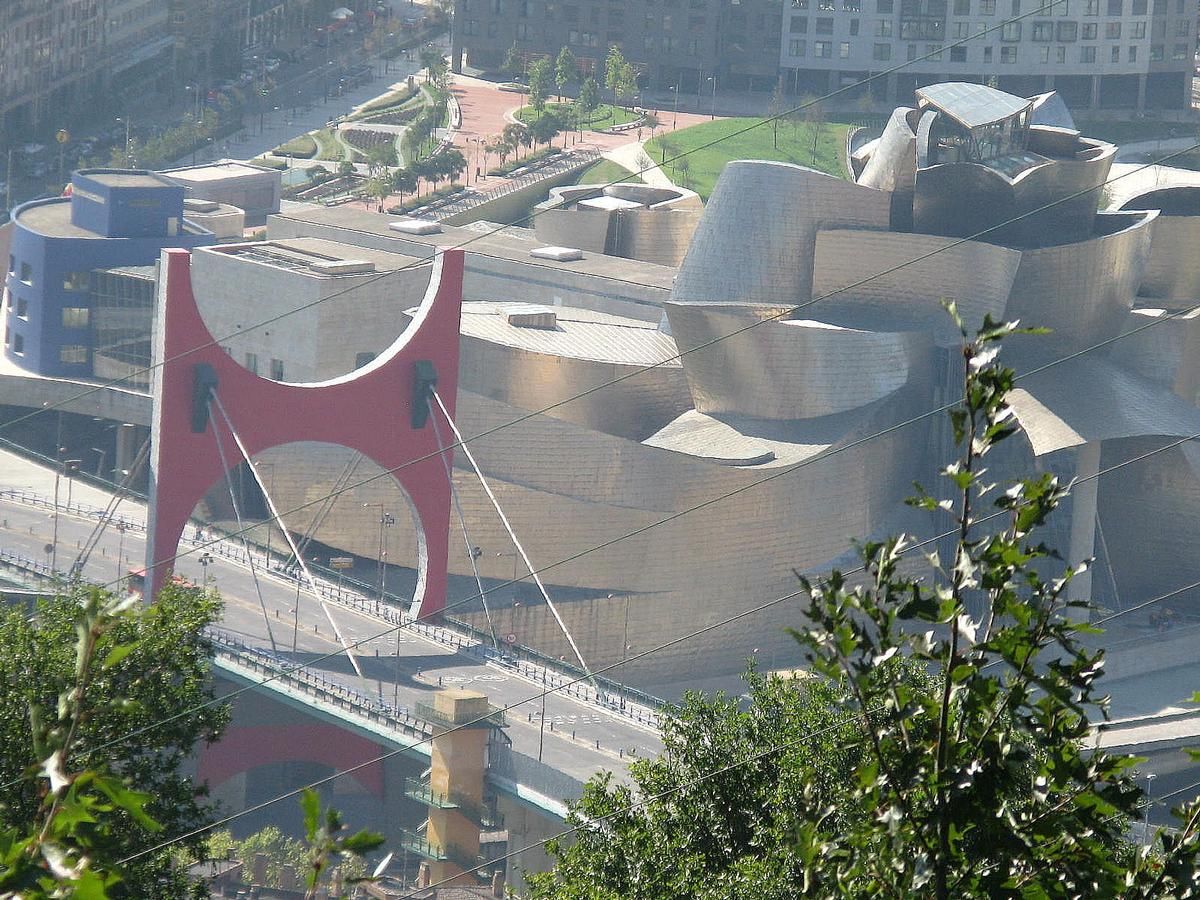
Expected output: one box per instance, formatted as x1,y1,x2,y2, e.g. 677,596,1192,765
146,247,463,617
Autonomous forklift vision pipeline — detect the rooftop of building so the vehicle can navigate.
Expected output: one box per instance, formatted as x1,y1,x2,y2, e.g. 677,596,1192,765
458,301,681,367
270,203,678,291
198,236,420,276
916,82,1032,129
95,264,158,280
78,169,176,189
159,160,280,183
13,197,210,240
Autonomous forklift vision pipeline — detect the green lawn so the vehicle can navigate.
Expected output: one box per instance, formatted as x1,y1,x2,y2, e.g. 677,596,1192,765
515,101,640,131
644,116,851,200
567,158,643,186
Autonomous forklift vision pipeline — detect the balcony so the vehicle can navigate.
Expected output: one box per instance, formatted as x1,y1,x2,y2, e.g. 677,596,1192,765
397,829,488,875
403,778,504,829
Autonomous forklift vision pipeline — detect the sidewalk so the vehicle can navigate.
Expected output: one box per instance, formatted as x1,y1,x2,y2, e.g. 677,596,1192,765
603,141,676,189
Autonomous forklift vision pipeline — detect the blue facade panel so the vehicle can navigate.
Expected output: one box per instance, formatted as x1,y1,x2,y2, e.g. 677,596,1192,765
4,170,214,380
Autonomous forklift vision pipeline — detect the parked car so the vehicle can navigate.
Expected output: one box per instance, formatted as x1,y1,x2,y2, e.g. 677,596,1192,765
264,57,281,72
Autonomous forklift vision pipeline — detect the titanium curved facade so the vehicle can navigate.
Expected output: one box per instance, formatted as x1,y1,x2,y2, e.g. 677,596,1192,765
672,161,890,306
1118,187,1200,303
665,301,932,420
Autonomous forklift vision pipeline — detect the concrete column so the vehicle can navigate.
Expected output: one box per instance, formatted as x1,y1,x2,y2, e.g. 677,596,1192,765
1090,73,1102,109
1137,73,1148,111
1067,441,1101,603
114,423,140,477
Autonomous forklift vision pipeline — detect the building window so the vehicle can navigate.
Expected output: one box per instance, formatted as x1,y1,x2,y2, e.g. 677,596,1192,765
12,333,23,354
1080,44,1096,60
954,21,970,36
979,0,995,13
983,44,994,59
16,297,28,319
877,0,894,10
840,40,851,55
1150,43,1163,59
62,307,89,328
1001,44,1018,60
1106,0,1122,12
1173,42,1188,59
954,0,969,12
1106,21,1121,37
18,262,31,284
1040,44,1051,59
245,352,258,375
850,18,860,34
1175,19,1191,35
1081,21,1097,38
1033,20,1053,39
1052,0,1069,14
844,0,863,10
950,44,967,59
1128,44,1137,59
59,345,88,364
874,41,893,57
790,15,808,30
1131,21,1145,37
1011,0,1020,12
1056,44,1067,60
1084,0,1098,12
1001,21,1021,39
270,358,285,381
1057,19,1078,38
814,39,833,55
1132,0,1146,11
790,37,807,53
64,271,90,291
927,42,943,58
816,17,833,32
877,19,894,35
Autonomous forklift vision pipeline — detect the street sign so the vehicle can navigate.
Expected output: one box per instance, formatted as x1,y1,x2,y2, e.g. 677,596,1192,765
506,632,517,645
55,129,69,144
330,556,354,569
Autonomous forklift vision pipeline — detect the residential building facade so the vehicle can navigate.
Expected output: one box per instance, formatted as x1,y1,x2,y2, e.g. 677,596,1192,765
780,0,1198,109
451,0,786,92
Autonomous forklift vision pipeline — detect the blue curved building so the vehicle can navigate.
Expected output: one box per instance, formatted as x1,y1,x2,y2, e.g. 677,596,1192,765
3,169,215,378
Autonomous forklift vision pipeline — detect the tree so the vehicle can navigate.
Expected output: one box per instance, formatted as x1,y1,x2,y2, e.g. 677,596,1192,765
501,43,523,80
675,155,691,189
530,112,561,148
419,47,446,85
527,315,1200,899
502,121,530,161
805,95,826,166
555,47,577,102
0,583,229,897
577,76,600,133
528,57,552,119
603,46,628,107
440,148,467,184
768,81,786,151
337,159,355,178
391,167,417,204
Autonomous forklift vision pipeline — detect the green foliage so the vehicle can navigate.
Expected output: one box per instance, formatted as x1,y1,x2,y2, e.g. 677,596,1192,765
783,312,1200,897
297,789,384,899
529,112,562,147
555,47,577,100
0,584,227,898
531,316,1200,898
501,43,523,79
528,58,552,117
578,77,600,118
603,46,636,107
275,134,317,159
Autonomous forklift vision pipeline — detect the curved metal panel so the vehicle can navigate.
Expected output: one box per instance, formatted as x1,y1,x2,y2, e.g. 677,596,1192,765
1005,210,1155,352
664,300,932,420
858,106,918,194
811,229,1021,344
671,161,890,307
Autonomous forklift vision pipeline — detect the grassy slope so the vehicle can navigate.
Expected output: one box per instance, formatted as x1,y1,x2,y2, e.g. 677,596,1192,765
566,158,643,186
644,116,851,200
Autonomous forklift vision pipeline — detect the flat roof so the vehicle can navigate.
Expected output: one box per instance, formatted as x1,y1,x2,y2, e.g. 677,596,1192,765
271,204,677,291
16,199,99,239
83,171,175,189
95,264,158,280
916,82,1032,129
162,161,278,183
200,236,419,276
459,301,680,366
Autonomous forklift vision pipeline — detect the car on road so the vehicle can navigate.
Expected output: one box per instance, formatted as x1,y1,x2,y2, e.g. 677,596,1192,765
265,57,281,72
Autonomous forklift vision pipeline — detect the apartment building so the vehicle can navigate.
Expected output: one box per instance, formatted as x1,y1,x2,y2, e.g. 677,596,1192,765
780,0,1197,109
451,0,786,92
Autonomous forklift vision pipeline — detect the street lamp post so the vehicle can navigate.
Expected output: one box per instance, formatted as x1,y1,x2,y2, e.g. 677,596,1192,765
363,503,395,603
1143,772,1158,839
115,521,127,586
708,75,717,120
670,83,679,129
257,461,276,566
199,551,214,589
